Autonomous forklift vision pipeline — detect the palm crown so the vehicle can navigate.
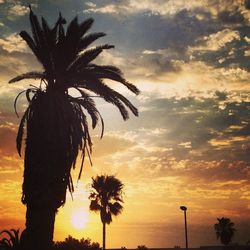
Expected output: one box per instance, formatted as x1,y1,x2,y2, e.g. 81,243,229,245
9,8,139,209
89,175,124,224
214,217,236,246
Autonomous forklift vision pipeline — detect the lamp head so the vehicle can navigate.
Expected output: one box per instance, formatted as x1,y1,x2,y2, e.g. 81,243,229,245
180,206,187,211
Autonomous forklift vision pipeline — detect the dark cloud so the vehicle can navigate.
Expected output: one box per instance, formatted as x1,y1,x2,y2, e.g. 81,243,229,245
192,31,250,71
218,10,245,24
184,160,250,183
134,92,250,162
140,52,181,74
215,90,227,101
0,46,41,80
245,0,250,9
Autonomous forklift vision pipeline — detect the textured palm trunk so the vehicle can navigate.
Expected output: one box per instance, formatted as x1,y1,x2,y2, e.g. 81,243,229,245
20,91,71,250
21,205,56,250
103,222,106,250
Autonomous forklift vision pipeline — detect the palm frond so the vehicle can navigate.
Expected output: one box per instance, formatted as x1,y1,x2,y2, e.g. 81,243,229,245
19,30,36,54
13,90,26,118
90,200,101,212
78,32,106,51
66,16,79,38
16,107,29,156
77,64,140,95
0,229,20,248
29,7,44,47
0,238,11,247
74,79,138,119
79,18,94,37
109,202,123,216
9,71,45,83
68,44,114,71
58,12,66,41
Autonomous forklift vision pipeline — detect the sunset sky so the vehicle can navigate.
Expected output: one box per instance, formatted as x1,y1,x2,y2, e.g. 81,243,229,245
0,0,250,248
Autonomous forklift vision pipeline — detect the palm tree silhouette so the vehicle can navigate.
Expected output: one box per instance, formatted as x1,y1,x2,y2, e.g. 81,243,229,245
89,175,124,250
9,8,139,250
0,229,22,250
214,217,236,246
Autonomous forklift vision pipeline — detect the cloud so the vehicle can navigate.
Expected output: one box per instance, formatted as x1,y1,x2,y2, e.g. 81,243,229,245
0,36,41,81
8,3,29,16
190,29,241,52
92,134,135,158
83,0,211,17
87,91,250,203
83,0,250,78
0,124,17,156
83,0,249,24
120,91,250,163
189,26,250,71
84,2,130,14
0,33,28,53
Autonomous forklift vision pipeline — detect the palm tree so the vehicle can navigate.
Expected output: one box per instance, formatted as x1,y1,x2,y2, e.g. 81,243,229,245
214,217,236,246
9,7,139,250
0,229,22,250
89,175,124,250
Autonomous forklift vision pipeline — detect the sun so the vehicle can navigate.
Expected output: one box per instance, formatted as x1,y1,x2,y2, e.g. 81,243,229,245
71,208,89,229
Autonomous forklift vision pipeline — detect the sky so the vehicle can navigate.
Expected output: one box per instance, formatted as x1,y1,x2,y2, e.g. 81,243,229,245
0,0,250,248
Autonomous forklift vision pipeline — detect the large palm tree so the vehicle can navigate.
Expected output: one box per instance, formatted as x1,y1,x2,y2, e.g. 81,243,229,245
214,217,236,246
9,7,139,250
89,175,124,250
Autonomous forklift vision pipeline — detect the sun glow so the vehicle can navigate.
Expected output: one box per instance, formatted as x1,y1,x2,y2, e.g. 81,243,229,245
71,208,89,229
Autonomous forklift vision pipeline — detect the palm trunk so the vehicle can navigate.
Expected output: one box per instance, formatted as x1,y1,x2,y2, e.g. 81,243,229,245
21,205,57,250
103,222,106,250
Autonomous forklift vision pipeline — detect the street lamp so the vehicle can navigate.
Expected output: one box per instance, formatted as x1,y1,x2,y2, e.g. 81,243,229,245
180,206,188,250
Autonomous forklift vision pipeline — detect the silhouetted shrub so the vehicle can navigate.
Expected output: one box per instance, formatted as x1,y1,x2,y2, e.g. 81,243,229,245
137,245,148,250
0,229,22,250
52,235,100,250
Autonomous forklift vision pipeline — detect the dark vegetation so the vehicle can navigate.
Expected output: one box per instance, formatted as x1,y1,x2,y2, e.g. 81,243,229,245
52,236,100,250
0,229,22,250
137,246,148,250
0,231,100,250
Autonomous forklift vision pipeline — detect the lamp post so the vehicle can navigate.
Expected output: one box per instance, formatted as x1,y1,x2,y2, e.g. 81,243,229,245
180,206,188,250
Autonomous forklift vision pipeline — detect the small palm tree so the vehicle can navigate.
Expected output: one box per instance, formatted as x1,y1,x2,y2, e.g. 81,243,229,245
89,175,124,250
214,217,236,246
9,7,139,250
0,229,22,250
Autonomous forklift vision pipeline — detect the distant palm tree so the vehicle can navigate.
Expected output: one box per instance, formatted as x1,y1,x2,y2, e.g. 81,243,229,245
9,7,139,250
214,217,236,246
89,175,124,250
